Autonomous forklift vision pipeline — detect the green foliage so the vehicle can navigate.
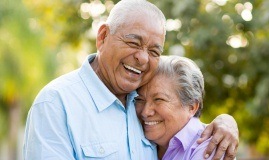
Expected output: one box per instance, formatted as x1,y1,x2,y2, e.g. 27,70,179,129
0,0,57,141
156,0,269,155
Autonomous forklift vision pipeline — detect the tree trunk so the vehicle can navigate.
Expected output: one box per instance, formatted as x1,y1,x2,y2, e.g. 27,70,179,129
8,98,20,160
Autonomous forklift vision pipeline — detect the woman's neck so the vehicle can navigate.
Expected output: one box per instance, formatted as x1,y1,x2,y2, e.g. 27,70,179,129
157,145,168,160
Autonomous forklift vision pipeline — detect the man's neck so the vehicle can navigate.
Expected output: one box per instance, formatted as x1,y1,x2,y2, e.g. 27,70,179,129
91,56,127,107
116,94,127,107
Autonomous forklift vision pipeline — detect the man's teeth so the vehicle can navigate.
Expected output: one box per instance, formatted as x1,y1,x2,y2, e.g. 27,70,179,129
123,64,142,74
144,121,161,125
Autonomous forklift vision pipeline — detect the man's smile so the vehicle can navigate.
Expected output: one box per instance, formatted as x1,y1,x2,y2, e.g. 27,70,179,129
123,63,142,74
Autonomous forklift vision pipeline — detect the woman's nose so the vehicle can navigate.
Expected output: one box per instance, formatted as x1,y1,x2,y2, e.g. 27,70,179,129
141,104,155,118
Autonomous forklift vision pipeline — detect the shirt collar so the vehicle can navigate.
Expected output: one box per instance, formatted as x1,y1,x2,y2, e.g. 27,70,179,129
78,54,118,112
173,117,204,151
127,91,138,106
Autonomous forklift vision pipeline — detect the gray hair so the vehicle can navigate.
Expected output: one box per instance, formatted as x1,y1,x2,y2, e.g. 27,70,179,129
106,0,166,35
157,56,205,117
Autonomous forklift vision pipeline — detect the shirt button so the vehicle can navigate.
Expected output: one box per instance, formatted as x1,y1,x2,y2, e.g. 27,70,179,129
99,147,105,154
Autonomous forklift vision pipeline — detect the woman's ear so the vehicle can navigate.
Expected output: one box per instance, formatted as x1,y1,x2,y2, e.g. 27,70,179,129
96,24,109,50
189,103,199,117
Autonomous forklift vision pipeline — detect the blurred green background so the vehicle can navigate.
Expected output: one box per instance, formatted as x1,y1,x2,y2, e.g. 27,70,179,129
1,0,269,159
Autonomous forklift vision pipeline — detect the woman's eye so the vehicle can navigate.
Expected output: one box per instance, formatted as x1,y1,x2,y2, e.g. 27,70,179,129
134,97,144,102
154,98,164,101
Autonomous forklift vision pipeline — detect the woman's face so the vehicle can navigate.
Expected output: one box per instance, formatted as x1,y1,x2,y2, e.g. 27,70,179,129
135,74,194,147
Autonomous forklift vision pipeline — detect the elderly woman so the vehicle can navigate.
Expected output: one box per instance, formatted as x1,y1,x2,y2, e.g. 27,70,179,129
135,56,225,160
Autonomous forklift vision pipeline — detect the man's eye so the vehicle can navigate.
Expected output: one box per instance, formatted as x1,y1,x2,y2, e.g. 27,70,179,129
126,42,140,48
149,50,161,57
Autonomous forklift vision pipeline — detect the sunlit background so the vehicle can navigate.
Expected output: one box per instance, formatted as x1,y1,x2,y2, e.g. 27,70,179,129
1,0,269,159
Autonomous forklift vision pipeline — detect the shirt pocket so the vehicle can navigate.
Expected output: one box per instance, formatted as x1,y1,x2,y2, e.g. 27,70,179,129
81,142,118,160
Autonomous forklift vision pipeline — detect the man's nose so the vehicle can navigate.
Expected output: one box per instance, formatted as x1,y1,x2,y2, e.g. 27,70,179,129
134,50,149,65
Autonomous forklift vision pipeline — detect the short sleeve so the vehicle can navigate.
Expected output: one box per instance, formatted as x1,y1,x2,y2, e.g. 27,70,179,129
23,90,75,160
190,138,224,160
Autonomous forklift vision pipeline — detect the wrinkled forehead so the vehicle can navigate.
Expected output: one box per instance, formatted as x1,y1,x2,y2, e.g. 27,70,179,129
137,74,168,93
119,11,165,34
119,22,165,49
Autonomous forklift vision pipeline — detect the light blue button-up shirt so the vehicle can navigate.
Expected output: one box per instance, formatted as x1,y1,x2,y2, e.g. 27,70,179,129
23,54,157,160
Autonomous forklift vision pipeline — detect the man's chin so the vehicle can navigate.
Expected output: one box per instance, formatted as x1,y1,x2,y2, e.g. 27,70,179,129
120,83,140,92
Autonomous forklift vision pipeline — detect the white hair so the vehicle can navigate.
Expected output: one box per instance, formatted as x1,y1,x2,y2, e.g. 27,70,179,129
106,0,166,34
158,55,205,117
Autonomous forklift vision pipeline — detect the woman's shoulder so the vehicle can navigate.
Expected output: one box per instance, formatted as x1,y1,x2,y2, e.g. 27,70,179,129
189,137,224,160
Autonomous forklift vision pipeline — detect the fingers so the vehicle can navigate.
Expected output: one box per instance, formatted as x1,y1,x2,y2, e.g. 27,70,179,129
207,129,239,160
200,114,239,159
204,132,224,159
212,139,229,160
197,123,214,144
223,141,238,160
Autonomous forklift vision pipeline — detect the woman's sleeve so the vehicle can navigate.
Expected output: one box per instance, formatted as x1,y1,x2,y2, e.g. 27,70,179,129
190,138,224,160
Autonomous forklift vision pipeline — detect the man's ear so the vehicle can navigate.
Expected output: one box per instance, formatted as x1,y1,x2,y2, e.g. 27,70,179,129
96,24,109,50
189,103,199,117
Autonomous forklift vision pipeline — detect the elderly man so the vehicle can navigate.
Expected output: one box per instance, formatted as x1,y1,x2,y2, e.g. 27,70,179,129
23,0,238,159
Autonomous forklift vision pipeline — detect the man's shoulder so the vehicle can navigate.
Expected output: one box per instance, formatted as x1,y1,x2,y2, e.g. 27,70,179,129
49,69,81,88
34,69,82,104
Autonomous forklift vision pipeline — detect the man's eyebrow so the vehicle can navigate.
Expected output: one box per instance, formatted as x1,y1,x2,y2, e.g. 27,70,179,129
124,34,163,52
124,34,142,41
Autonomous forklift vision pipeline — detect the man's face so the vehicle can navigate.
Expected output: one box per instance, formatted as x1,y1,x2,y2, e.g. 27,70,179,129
97,14,165,95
